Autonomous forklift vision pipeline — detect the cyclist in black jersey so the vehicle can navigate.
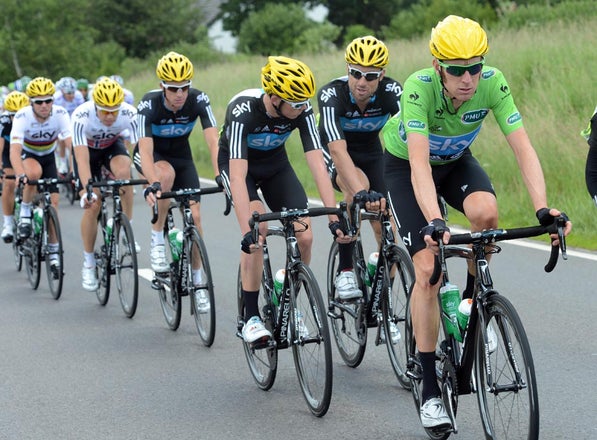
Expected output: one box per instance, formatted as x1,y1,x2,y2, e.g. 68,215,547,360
137,52,220,286
582,106,597,206
382,16,571,431
218,56,350,344
318,35,402,301
0,91,29,243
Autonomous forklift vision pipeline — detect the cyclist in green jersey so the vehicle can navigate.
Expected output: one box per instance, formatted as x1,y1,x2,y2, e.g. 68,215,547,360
382,15,571,431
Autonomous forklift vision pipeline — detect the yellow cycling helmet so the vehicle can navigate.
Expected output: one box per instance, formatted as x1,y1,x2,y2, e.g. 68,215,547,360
261,56,315,102
429,15,489,60
345,35,389,68
4,91,29,113
156,51,194,82
26,77,56,98
92,77,124,107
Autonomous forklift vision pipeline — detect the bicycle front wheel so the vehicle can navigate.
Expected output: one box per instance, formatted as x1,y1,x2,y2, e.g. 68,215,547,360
114,215,138,318
326,240,367,367
43,206,64,300
25,235,41,290
13,232,22,272
475,294,539,440
382,245,414,389
187,227,216,346
237,265,278,390
291,263,333,417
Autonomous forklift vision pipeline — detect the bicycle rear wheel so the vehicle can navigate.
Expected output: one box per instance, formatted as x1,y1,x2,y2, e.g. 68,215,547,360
475,294,539,439
43,206,64,300
237,265,278,390
114,215,138,318
187,227,216,346
25,235,41,290
382,245,414,389
326,240,367,367
291,263,333,417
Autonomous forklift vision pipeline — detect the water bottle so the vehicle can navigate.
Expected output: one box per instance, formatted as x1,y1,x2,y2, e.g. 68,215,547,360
457,298,473,336
14,200,21,223
33,207,43,235
104,218,113,245
365,252,379,287
440,283,461,342
168,228,183,262
273,268,285,306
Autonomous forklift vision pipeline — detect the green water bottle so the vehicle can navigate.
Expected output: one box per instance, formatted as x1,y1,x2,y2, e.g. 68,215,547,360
365,252,378,287
273,268,285,306
440,283,461,342
33,207,43,235
104,218,113,245
168,228,183,262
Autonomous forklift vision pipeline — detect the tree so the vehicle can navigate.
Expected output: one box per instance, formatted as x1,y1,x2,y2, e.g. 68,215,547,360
237,3,339,56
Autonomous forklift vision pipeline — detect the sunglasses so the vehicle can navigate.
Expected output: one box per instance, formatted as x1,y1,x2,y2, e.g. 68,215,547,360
438,59,485,77
161,82,191,93
282,99,309,110
31,98,54,105
348,67,383,82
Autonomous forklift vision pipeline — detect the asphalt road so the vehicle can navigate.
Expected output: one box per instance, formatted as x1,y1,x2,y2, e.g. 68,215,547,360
0,183,595,439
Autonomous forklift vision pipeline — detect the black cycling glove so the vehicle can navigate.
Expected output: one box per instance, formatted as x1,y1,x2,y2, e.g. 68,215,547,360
420,218,449,240
240,231,256,254
143,181,162,199
328,221,344,239
535,208,553,226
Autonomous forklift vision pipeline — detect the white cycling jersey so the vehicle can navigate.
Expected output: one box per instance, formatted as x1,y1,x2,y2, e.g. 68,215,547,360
71,100,139,149
10,105,71,156
53,90,86,115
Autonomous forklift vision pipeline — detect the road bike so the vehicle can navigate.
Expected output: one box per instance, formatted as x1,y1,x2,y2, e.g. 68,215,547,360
86,178,147,318
151,186,229,346
16,177,70,299
326,198,415,388
405,215,569,439
236,206,339,417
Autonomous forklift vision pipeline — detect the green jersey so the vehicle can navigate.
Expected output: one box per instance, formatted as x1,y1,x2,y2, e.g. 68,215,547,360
382,65,523,165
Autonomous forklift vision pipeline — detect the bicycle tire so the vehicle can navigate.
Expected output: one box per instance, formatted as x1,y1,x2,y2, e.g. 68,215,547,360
13,232,22,272
382,245,414,389
187,227,216,346
237,265,278,390
475,294,539,440
326,240,367,367
96,230,110,306
114,215,138,318
404,291,451,440
43,206,64,300
158,237,181,330
291,262,333,417
25,234,41,290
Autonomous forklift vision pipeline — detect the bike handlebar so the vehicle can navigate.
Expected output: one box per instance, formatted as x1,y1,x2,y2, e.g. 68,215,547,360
150,186,230,224
429,215,569,285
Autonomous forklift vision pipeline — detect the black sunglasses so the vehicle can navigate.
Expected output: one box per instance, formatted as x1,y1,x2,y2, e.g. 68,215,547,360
31,98,54,105
348,67,383,82
438,60,484,77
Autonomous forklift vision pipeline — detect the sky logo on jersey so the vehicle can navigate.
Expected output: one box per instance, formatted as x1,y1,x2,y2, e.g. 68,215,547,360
232,101,251,118
247,132,291,150
196,92,209,104
461,109,488,124
384,82,402,96
416,75,432,83
319,87,337,103
152,122,196,137
340,114,389,132
507,112,522,125
407,120,425,130
137,100,152,111
428,127,480,159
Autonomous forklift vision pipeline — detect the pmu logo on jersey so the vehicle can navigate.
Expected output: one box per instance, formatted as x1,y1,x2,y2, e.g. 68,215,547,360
507,112,521,125
138,100,152,111
461,109,488,124
407,120,425,130
482,69,495,80
319,87,337,103
416,75,432,83
232,101,251,118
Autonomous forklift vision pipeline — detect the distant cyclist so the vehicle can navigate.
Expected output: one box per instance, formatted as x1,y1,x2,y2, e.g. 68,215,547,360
71,77,139,291
10,77,72,276
317,35,402,301
53,77,84,174
382,15,571,431
0,91,29,243
581,105,597,206
218,56,350,344
136,51,220,290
